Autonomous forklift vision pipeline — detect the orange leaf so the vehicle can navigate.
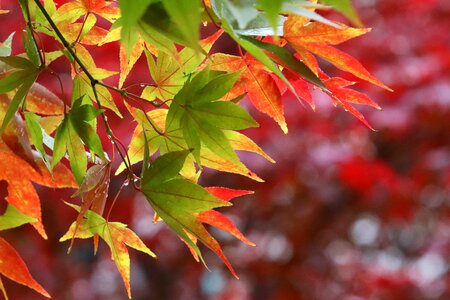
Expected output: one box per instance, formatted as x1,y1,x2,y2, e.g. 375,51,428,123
79,0,120,22
205,186,254,201
0,237,50,298
284,17,391,91
285,20,370,45
303,43,391,91
246,68,287,133
0,142,77,238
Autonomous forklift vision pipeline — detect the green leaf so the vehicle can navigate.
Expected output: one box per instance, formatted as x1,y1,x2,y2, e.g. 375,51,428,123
24,112,50,168
257,0,283,34
67,121,87,185
140,2,200,50
0,56,35,70
0,70,34,94
0,205,37,231
195,70,243,104
195,120,243,167
0,33,14,57
191,101,259,130
211,0,259,30
0,72,37,134
141,172,230,264
52,116,69,169
319,0,362,26
181,115,201,164
119,0,157,55
23,27,41,67
162,0,201,51
142,150,190,185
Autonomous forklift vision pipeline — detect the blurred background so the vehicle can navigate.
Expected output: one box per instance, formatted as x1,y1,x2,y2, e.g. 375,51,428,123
1,0,450,299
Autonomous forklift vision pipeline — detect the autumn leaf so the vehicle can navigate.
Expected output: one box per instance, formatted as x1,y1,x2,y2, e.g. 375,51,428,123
25,82,65,116
0,142,77,238
284,16,391,90
0,93,77,238
199,187,255,246
119,35,144,88
321,74,381,129
0,237,50,298
61,203,156,299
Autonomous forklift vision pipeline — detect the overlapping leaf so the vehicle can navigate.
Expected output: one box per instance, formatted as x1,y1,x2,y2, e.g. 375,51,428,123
52,95,106,184
141,151,237,276
166,68,258,166
208,53,289,132
118,104,271,181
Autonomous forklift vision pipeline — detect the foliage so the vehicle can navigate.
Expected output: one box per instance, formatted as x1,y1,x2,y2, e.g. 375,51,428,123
0,0,390,298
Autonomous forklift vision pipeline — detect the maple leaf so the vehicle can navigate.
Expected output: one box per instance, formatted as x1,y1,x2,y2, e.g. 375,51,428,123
60,203,156,299
321,74,381,129
52,95,106,184
284,16,391,91
141,150,238,277
0,141,77,238
209,53,288,133
52,0,119,24
118,35,145,88
118,103,271,181
141,30,223,102
0,237,50,299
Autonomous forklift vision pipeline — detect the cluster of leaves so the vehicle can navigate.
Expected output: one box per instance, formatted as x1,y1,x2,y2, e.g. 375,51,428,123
0,0,389,298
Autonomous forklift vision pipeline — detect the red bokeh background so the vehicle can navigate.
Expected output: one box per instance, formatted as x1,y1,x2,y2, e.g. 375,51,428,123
1,0,450,299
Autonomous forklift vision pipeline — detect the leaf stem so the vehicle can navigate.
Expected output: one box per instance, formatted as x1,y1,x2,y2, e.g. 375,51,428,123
32,0,137,181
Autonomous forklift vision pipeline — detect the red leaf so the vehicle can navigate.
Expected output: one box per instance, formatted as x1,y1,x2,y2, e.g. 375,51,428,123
205,186,253,201
0,237,50,298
